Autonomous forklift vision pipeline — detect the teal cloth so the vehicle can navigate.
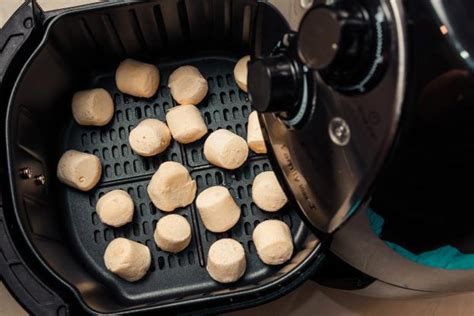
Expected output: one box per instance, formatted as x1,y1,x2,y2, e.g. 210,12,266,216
367,208,474,270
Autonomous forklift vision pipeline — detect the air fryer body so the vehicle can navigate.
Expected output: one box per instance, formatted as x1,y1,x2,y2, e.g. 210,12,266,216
1,0,474,314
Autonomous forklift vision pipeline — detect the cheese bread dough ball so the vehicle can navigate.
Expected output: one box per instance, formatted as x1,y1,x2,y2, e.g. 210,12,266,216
72,88,114,126
166,105,207,144
247,111,267,154
203,129,248,170
196,186,241,233
252,171,288,212
147,161,197,212
154,214,191,253
253,220,293,265
234,55,250,92
57,150,102,191
168,65,208,105
96,190,134,227
104,238,151,282
116,59,160,98
129,119,171,157
206,238,246,283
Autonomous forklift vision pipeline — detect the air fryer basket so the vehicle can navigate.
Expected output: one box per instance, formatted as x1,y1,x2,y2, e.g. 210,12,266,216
3,1,321,314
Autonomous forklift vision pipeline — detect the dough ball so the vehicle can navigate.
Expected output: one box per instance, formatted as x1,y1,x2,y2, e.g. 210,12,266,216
166,105,207,144
196,186,241,233
96,190,134,227
252,171,287,212
104,238,151,282
206,238,246,283
253,220,293,265
168,65,208,105
203,129,249,170
57,150,102,191
129,119,171,157
72,88,114,126
234,55,250,92
154,214,191,253
147,161,197,212
116,59,160,98
247,111,267,154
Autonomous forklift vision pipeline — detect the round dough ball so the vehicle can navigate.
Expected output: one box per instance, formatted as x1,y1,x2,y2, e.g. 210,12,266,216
72,88,114,126
203,129,249,170
57,150,102,191
206,238,246,283
129,119,171,157
154,214,192,253
196,186,241,233
104,238,151,282
147,161,197,212
166,105,207,144
234,55,250,92
252,171,288,212
96,190,134,227
252,220,293,265
168,65,208,105
247,111,267,154
116,58,160,98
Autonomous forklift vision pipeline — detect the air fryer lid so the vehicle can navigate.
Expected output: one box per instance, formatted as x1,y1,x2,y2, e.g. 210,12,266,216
249,0,406,233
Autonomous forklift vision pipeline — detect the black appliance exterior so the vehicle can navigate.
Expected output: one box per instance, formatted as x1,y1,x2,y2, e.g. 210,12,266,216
0,1,324,314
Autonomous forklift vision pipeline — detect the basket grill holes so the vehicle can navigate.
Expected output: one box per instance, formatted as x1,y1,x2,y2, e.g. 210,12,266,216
178,254,185,267
244,222,251,235
81,133,88,146
114,163,122,176
215,172,223,185
105,165,112,178
241,105,249,118
232,105,239,118
250,203,258,215
171,152,179,162
217,75,224,88
133,159,140,172
221,93,228,105
100,130,108,143
102,148,110,161
89,195,96,207
253,165,261,175
135,107,142,119
163,102,172,111
241,204,248,217
237,186,244,199
236,124,243,137
195,175,203,188
146,239,154,251
94,230,101,243
140,204,147,216
91,132,98,144
128,125,134,133
124,161,132,174
110,129,117,141
127,187,134,198
112,146,119,159
226,74,233,86
247,184,252,197
228,187,236,198
204,112,211,124
188,251,195,265
149,202,156,215
149,259,156,272
126,108,132,121
137,185,145,198
121,144,128,157
98,191,105,199
205,174,213,186
253,220,260,228
158,256,165,270
119,127,126,140
154,104,161,116
209,93,217,105
116,110,123,122
239,90,249,103
233,223,242,238
247,240,255,253
262,163,271,171
104,228,114,241
145,105,153,117
142,159,150,171
213,110,221,123
143,221,150,234
205,230,214,243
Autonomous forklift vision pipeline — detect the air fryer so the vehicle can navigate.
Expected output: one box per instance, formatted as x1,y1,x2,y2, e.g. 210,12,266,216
0,0,473,314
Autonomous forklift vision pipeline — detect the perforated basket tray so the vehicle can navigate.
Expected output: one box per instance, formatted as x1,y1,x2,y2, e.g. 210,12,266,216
60,54,310,304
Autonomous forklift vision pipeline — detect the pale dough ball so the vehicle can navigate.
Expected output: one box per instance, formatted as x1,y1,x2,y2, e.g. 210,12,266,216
253,220,293,265
203,129,249,170
247,111,267,154
168,65,208,105
96,190,134,227
147,161,197,212
129,119,171,157
57,150,102,191
154,214,191,253
234,55,250,92
72,88,114,126
206,238,246,283
252,171,288,212
166,105,207,144
196,186,241,233
103,238,151,282
116,58,160,98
